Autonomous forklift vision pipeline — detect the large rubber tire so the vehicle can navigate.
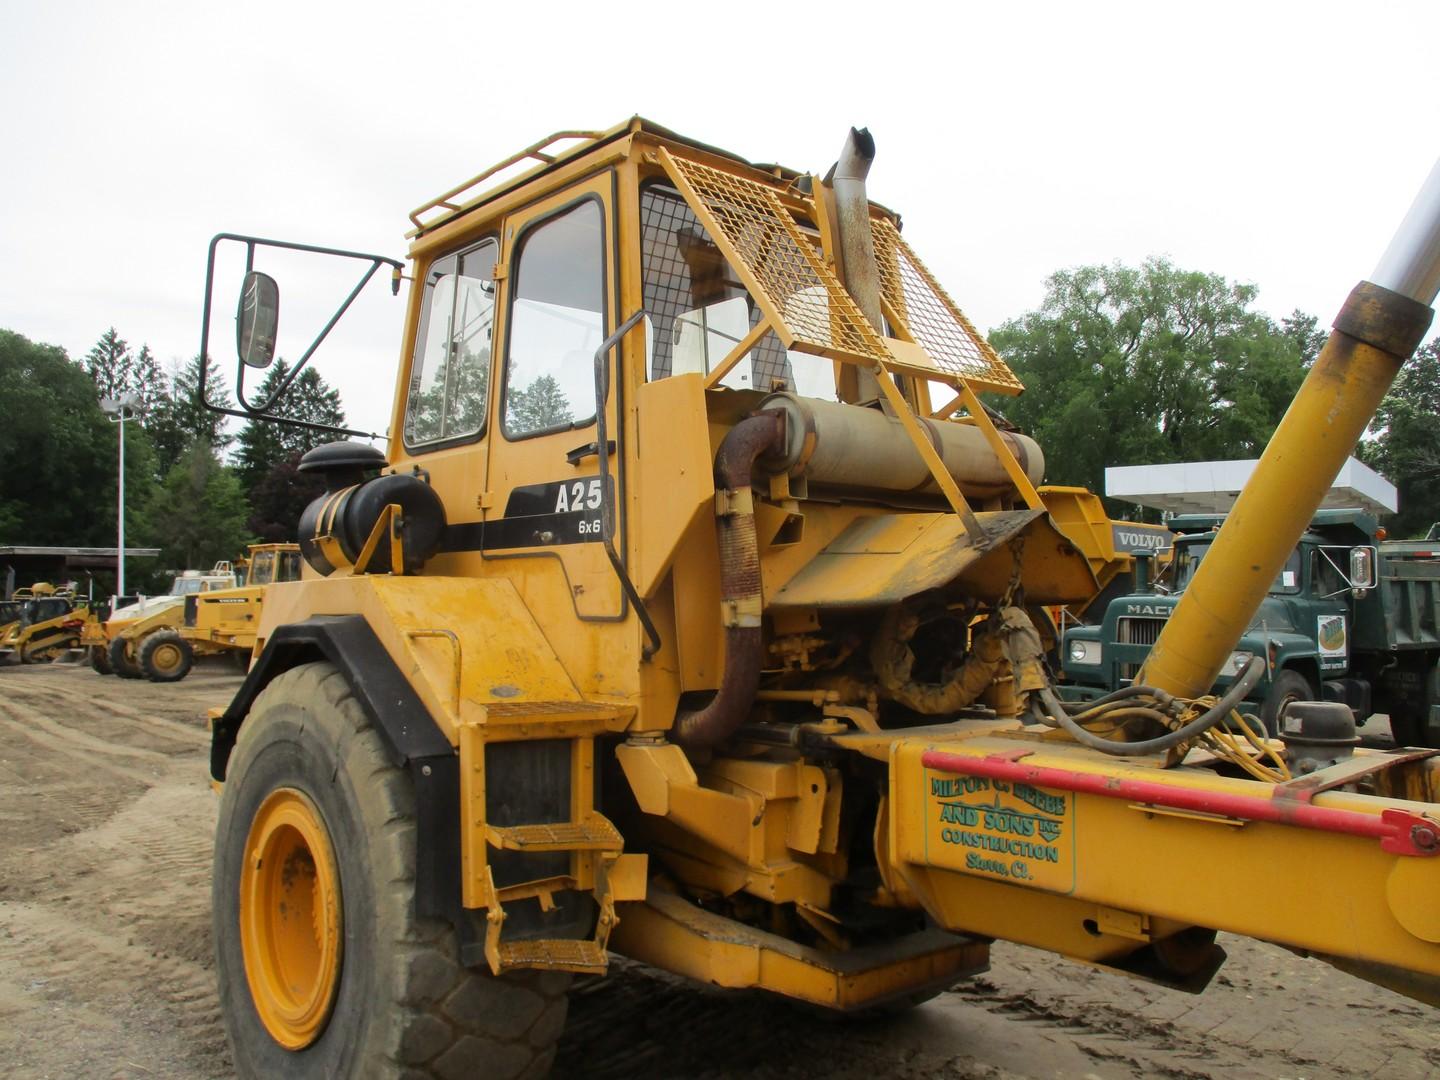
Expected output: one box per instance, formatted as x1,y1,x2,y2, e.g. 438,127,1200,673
213,661,569,1079
139,629,194,683
90,644,114,675
108,635,143,680
1260,669,1314,735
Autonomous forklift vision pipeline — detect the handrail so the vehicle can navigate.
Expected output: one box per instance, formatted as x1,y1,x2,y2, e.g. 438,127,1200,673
593,311,662,660
409,130,605,230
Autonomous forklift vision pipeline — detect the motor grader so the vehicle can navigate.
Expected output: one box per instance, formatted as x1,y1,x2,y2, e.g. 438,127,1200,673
101,562,240,679
199,119,1440,1079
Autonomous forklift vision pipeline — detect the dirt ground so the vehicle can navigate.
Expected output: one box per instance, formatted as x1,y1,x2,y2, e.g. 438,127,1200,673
0,662,1433,1080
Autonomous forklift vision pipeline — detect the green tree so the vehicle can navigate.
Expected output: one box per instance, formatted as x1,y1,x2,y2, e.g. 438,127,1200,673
1362,339,1440,537
0,329,159,549
506,373,573,434
150,354,234,473
987,258,1308,507
83,328,168,419
84,327,133,400
146,441,250,569
234,359,347,495
1279,309,1328,368
246,452,326,542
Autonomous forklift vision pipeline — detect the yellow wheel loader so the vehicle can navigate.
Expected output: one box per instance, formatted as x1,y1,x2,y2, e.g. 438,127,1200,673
166,543,304,680
198,120,1440,1079
103,563,240,679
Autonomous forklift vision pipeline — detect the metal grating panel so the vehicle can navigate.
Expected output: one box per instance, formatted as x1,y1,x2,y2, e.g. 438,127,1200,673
871,217,1024,395
1117,617,1167,646
497,938,607,971
488,818,623,851
660,151,892,366
639,185,797,388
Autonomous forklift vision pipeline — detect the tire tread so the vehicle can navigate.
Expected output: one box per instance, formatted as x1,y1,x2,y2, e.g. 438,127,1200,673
218,661,568,1079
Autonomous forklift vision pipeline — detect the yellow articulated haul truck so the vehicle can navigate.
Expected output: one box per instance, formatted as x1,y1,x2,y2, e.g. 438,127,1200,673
197,119,1440,1078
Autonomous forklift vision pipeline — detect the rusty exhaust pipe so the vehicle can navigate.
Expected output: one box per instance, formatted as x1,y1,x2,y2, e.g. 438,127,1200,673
828,127,890,410
673,413,785,749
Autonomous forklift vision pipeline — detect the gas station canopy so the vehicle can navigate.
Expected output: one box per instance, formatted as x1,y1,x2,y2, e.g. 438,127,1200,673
1105,457,1398,517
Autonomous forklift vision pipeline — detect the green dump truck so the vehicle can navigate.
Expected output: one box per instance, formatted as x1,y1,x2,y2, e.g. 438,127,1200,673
1061,508,1440,745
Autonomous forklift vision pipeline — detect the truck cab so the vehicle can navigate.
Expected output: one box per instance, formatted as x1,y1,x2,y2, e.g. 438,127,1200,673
1062,508,1440,740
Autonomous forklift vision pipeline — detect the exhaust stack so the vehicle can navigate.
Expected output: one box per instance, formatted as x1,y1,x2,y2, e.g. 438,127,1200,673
827,128,889,409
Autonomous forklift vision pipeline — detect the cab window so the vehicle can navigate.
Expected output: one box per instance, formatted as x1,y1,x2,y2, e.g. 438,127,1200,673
502,201,605,439
278,549,302,582
249,551,276,586
1311,549,1349,597
639,184,834,398
405,239,498,447
1175,540,1302,594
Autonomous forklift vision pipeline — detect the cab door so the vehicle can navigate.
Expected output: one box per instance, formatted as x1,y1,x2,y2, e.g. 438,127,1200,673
484,174,624,618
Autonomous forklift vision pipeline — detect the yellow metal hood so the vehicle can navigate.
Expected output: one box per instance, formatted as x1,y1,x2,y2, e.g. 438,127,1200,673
768,509,1097,610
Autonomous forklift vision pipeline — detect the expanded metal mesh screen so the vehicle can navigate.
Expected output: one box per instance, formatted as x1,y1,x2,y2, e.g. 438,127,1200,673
639,185,795,390
661,152,891,365
655,145,1023,396
871,217,1023,394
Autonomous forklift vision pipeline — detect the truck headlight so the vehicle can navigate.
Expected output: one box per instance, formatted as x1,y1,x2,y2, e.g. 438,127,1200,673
1220,651,1254,677
1068,639,1101,665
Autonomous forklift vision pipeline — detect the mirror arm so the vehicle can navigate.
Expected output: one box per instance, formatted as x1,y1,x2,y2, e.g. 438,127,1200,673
198,232,404,438
237,258,387,414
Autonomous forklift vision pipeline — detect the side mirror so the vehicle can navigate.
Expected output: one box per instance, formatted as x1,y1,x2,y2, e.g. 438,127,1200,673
1349,546,1377,591
237,271,279,369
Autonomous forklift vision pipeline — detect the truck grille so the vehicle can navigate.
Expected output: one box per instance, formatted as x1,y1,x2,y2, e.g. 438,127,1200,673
1117,617,1166,646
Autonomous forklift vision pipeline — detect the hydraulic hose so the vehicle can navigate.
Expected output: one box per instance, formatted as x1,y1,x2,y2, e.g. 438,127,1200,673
673,412,786,749
1034,657,1266,757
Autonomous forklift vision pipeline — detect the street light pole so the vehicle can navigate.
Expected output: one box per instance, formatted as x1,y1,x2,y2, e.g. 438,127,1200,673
117,412,126,595
99,394,142,598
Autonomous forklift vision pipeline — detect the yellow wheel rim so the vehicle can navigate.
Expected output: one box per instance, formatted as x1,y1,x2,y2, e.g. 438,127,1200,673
150,641,183,674
239,788,343,1049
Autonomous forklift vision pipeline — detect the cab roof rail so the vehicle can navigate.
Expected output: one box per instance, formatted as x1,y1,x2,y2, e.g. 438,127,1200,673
408,129,606,233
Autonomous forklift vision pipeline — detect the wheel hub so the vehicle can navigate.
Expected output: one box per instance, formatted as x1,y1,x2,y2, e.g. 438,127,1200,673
239,788,343,1049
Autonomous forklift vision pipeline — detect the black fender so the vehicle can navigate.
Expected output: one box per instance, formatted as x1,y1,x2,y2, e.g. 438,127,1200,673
211,614,460,920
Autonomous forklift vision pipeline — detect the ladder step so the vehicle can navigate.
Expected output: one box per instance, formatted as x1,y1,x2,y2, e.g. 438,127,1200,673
486,817,623,852
496,938,607,973
485,699,629,723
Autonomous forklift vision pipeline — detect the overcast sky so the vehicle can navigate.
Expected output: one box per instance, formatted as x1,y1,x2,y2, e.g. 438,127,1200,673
2,1,1436,437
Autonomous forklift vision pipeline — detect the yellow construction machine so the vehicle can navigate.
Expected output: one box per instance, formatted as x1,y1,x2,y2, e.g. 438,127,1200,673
199,120,1440,1078
0,583,87,665
103,562,241,679
166,543,304,680
0,596,28,643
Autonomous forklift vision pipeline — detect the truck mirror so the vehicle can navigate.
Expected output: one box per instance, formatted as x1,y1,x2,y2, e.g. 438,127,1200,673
236,271,279,369
1349,545,1377,591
